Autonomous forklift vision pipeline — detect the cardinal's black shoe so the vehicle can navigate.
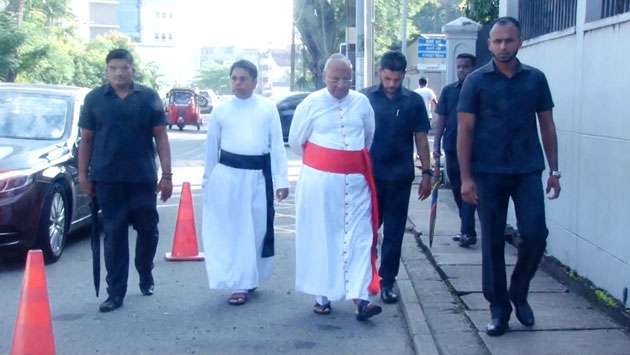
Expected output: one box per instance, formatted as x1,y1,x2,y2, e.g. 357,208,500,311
356,300,382,321
99,296,123,313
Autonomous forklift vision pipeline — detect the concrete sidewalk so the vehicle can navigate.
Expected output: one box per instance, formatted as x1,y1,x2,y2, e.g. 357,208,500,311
397,180,630,355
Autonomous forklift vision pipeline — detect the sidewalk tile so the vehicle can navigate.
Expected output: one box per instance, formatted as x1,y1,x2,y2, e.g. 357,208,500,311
460,292,595,311
479,329,630,355
466,308,621,331
441,265,568,293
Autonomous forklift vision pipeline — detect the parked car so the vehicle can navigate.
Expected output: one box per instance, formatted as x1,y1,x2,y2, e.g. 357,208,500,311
198,89,219,114
271,91,309,142
165,88,208,131
0,83,93,262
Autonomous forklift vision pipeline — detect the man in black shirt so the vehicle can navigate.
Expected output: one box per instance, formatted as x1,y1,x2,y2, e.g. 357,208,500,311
79,48,173,312
457,17,561,336
363,51,432,304
433,53,478,248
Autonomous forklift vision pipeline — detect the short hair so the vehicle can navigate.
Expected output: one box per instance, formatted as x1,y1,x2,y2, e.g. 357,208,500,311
106,48,134,65
379,51,407,72
418,77,428,86
456,53,476,66
230,59,258,80
492,16,521,36
324,53,353,72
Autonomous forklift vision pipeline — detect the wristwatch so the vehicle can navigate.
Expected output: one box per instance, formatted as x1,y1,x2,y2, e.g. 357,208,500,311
550,170,561,178
422,169,433,177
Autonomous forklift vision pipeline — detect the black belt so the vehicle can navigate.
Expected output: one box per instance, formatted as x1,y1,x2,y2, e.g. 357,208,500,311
219,149,274,258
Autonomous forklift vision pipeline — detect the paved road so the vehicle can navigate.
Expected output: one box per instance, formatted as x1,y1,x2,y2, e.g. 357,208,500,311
0,130,414,354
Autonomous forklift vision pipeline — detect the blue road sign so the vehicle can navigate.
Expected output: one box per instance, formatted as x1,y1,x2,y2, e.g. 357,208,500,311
418,38,447,59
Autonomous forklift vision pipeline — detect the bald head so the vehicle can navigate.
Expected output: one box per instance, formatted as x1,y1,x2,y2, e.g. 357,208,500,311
324,54,353,100
324,53,353,73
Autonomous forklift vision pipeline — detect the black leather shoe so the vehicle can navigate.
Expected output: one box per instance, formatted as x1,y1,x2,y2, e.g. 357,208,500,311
380,286,398,304
459,234,477,248
514,302,535,327
486,317,509,336
356,300,382,321
139,273,154,296
99,296,123,313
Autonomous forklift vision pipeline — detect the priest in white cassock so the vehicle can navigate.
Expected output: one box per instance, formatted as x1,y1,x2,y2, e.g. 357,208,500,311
289,54,383,321
202,59,289,306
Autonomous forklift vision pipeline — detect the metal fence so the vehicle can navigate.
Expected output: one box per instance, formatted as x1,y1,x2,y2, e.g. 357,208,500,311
601,0,630,18
519,0,578,40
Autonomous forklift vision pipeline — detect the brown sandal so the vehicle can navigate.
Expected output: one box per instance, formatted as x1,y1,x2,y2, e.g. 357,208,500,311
228,292,248,306
313,302,332,315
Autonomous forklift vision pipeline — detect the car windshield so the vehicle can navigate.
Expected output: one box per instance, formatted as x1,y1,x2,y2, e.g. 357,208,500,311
0,92,69,140
172,91,193,105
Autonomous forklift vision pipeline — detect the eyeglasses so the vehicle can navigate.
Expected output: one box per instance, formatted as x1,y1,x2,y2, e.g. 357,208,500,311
326,78,353,86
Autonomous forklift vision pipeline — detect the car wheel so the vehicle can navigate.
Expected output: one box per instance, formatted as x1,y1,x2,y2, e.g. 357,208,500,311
37,183,69,263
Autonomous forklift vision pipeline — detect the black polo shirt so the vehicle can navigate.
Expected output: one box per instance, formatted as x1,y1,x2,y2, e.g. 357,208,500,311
79,83,166,183
363,85,430,182
457,60,554,174
435,80,463,153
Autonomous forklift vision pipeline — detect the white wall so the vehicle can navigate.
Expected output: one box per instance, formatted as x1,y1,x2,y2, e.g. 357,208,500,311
501,0,630,303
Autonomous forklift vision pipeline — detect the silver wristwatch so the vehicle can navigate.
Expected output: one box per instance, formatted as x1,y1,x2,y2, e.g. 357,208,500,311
550,170,562,178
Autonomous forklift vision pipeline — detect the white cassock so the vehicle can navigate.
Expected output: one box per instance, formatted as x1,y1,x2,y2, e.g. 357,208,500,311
202,94,288,290
289,88,375,301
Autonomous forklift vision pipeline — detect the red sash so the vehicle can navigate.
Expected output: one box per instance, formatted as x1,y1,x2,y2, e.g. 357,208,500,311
303,141,380,295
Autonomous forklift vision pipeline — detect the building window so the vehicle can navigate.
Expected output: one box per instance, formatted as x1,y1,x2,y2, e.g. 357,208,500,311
519,0,577,40
168,33,173,40
161,33,166,40
156,11,160,17
154,33,159,40
600,0,630,18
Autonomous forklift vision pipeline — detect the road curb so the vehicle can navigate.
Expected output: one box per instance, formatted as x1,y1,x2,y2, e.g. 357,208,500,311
397,258,441,355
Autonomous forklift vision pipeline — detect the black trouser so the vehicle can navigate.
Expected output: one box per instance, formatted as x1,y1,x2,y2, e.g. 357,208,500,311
475,172,548,319
445,151,477,237
376,179,413,288
95,182,159,298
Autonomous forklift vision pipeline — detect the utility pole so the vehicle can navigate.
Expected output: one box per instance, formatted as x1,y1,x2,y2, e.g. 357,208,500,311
365,0,374,87
355,0,365,89
401,0,408,53
290,22,296,91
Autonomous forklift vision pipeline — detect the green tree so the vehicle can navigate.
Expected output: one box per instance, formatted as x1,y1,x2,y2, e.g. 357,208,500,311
373,0,430,57
413,0,462,34
461,0,499,24
194,63,231,95
294,0,344,88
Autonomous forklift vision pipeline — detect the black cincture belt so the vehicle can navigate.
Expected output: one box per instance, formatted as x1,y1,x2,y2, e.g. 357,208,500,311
219,149,274,258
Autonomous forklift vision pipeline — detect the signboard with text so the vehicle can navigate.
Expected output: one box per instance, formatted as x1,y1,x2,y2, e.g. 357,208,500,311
418,38,447,59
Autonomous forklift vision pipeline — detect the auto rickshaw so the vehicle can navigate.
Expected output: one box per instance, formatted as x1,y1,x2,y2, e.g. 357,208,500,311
165,88,208,131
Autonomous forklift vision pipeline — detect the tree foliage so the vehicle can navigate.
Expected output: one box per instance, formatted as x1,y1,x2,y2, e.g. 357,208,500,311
0,0,163,90
194,63,231,95
461,0,499,24
413,0,463,34
294,0,344,88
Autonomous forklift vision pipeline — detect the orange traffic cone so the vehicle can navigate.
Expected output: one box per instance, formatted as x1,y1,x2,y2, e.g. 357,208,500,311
165,182,204,261
11,249,55,355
